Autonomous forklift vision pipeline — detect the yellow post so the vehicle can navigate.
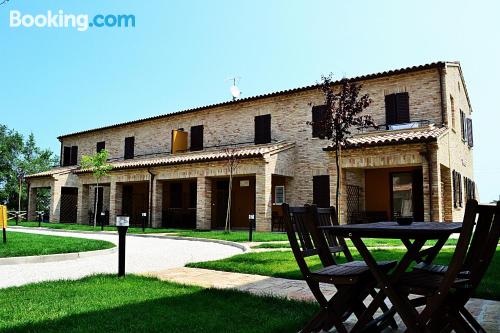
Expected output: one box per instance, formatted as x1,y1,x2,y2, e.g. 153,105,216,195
0,205,6,228
1,205,6,243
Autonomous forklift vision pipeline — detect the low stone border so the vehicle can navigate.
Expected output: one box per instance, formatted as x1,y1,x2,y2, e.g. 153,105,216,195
9,226,249,253
0,246,117,266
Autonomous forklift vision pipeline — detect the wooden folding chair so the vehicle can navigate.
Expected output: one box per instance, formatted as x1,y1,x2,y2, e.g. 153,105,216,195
436,201,500,332
392,200,499,331
312,205,354,262
282,204,396,333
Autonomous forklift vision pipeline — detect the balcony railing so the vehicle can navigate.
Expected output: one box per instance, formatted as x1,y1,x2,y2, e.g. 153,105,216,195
354,120,431,134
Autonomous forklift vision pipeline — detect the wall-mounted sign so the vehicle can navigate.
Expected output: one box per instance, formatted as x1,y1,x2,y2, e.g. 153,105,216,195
116,216,130,227
240,180,250,187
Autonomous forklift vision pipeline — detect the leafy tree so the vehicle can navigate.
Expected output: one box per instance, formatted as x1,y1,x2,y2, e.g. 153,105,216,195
309,75,375,221
81,150,112,228
0,125,58,210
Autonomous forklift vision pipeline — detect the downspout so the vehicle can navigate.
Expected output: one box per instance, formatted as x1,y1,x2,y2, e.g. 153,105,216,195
147,168,155,228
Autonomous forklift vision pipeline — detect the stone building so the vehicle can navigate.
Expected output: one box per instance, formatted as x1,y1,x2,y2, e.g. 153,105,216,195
25,62,476,231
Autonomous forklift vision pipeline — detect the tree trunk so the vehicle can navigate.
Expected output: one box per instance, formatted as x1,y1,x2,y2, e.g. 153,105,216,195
93,182,99,228
335,146,342,223
225,167,233,233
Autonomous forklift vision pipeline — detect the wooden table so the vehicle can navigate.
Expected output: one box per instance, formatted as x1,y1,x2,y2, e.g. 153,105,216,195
320,221,462,332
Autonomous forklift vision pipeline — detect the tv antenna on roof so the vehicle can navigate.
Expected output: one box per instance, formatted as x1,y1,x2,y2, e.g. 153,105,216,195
225,76,242,101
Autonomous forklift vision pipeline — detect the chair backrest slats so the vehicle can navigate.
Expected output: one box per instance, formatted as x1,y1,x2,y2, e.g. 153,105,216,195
465,202,500,291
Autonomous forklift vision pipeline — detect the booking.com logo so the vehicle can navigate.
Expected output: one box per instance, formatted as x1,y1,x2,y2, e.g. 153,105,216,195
9,10,135,32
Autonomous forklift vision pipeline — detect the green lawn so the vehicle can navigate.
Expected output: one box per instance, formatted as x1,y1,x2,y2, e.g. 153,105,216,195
187,248,500,301
0,231,114,258
0,275,317,333
17,222,288,242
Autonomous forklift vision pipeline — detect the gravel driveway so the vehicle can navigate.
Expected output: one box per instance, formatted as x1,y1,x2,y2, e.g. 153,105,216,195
0,228,243,289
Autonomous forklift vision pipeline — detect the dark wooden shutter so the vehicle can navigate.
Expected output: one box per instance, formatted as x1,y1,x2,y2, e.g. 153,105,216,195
255,114,271,144
96,141,105,153
395,92,410,123
63,147,71,167
460,111,466,141
312,105,327,138
458,172,463,207
70,146,78,165
190,125,204,151
466,118,473,147
313,175,330,208
124,137,135,159
385,94,397,126
452,170,457,208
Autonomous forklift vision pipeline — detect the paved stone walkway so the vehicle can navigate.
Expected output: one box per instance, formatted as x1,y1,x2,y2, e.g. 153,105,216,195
150,267,500,332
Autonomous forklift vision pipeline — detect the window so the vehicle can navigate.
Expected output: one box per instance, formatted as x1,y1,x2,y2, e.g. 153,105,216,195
452,170,463,208
274,186,285,204
124,137,135,159
254,114,271,144
385,92,410,126
311,105,330,139
70,146,78,165
460,110,467,141
313,175,330,208
190,125,204,151
466,118,474,147
62,146,71,166
450,95,456,130
96,141,105,153
464,177,476,200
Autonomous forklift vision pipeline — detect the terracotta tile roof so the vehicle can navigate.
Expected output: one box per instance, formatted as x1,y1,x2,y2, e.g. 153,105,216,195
75,141,295,173
324,126,448,150
25,166,77,179
58,61,452,139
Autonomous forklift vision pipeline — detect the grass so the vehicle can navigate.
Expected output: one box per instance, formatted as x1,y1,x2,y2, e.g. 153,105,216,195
0,275,317,333
17,222,289,242
187,247,500,301
0,231,115,258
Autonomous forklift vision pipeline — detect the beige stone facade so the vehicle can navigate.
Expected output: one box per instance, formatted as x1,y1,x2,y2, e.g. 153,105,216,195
26,62,476,230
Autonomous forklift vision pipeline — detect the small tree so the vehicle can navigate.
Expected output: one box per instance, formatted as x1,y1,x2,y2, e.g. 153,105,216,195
222,146,240,233
309,74,375,221
81,149,112,228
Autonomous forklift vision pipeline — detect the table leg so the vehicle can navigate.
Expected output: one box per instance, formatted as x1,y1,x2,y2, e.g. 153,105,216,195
351,237,429,333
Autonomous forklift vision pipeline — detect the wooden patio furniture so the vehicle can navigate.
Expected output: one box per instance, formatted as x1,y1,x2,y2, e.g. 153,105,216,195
319,211,465,331
393,200,500,332
282,204,397,333
311,205,354,261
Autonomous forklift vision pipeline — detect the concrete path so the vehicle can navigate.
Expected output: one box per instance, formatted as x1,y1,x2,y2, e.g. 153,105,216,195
0,228,243,289
151,267,500,332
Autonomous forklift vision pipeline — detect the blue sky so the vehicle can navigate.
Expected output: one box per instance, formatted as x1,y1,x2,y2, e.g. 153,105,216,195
0,0,499,202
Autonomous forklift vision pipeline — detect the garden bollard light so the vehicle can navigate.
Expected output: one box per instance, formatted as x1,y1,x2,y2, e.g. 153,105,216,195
248,213,255,242
116,216,130,277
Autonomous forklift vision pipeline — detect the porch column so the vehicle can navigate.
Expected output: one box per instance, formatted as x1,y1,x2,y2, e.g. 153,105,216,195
422,147,440,222
196,177,211,230
49,185,61,223
152,178,162,228
27,186,37,221
77,185,89,225
255,170,272,232
109,181,122,226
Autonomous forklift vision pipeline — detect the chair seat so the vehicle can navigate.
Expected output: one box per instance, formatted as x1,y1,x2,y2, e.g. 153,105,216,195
310,260,397,284
396,271,470,295
413,262,471,277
